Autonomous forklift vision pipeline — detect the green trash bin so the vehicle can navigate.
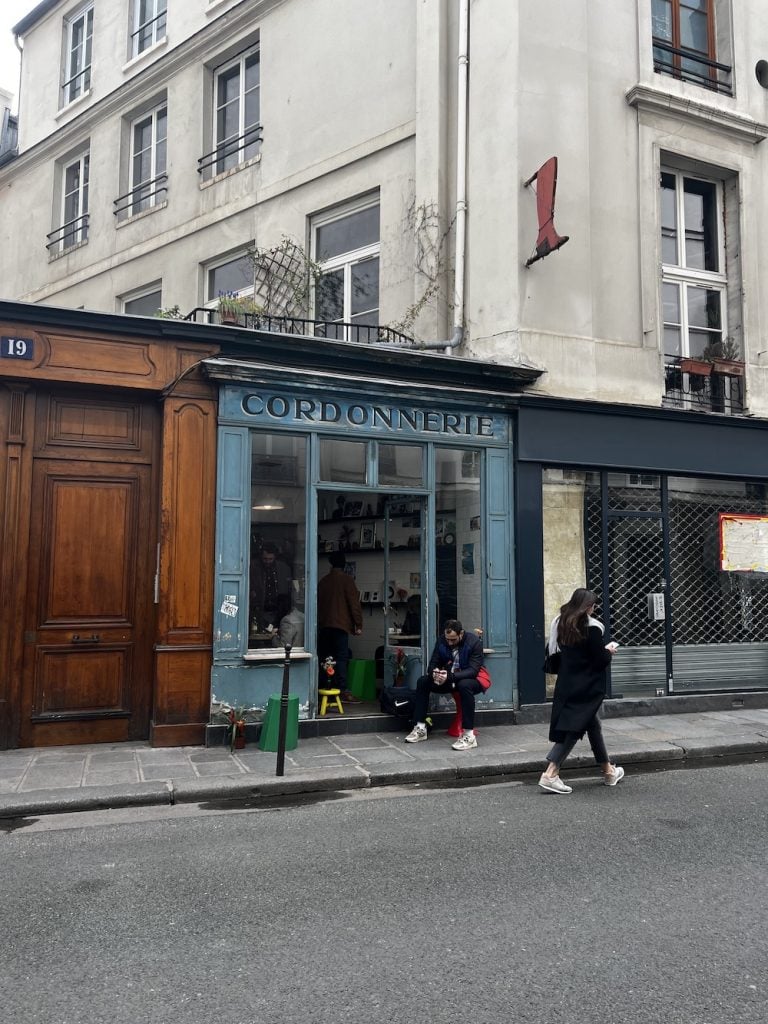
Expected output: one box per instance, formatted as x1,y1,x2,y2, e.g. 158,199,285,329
258,693,299,752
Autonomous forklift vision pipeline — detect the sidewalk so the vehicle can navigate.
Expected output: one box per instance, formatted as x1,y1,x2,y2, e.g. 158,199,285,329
2,707,768,818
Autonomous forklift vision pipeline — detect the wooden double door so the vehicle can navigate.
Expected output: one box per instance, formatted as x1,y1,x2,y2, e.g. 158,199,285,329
18,391,158,746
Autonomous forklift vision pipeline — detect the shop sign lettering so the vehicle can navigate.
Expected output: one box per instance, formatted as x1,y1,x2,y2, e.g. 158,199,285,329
240,392,503,441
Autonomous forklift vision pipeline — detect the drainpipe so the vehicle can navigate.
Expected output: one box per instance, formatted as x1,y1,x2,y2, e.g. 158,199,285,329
415,0,469,353
14,34,22,117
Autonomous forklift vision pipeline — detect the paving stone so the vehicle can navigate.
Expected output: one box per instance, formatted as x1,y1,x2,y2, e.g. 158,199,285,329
140,765,197,781
18,766,84,790
83,769,141,786
193,761,245,777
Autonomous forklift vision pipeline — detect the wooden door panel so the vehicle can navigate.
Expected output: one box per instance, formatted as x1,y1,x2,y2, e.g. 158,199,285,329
21,400,156,746
33,646,130,717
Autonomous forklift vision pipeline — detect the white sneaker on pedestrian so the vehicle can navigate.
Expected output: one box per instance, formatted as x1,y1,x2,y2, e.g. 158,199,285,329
538,773,572,794
405,724,428,743
451,731,477,751
604,765,625,786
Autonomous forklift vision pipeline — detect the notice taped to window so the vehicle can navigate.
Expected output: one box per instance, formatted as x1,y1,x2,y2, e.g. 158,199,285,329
719,513,768,573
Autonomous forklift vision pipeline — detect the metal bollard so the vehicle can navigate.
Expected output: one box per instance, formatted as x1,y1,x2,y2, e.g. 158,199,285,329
275,643,292,777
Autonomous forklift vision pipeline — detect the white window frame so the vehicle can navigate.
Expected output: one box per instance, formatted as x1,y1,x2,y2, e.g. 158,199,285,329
131,0,167,59
122,283,163,316
62,4,94,107
53,151,90,255
128,104,167,216
660,167,727,361
204,250,255,307
312,198,380,338
212,48,261,175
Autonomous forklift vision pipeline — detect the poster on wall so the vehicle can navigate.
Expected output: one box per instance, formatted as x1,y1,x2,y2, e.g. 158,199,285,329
719,513,768,573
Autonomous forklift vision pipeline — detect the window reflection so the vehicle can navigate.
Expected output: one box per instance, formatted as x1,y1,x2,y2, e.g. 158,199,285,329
435,448,482,631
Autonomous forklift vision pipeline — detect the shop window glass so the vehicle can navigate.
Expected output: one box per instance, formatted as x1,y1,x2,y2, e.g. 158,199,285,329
435,448,482,632
318,438,367,485
249,432,307,649
378,443,424,488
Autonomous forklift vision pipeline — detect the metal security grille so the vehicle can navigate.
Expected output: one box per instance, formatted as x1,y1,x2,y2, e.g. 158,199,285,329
669,487,768,644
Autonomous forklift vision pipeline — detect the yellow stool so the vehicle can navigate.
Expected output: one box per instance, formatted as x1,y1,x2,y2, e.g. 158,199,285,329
318,687,343,716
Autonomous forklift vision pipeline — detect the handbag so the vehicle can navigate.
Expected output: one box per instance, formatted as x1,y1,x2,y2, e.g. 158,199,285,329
477,665,492,690
542,645,561,674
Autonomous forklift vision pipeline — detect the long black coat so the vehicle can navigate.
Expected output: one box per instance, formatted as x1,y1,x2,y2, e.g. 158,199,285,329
549,625,612,742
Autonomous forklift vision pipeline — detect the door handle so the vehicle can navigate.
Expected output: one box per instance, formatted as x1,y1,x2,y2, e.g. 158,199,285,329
71,634,101,644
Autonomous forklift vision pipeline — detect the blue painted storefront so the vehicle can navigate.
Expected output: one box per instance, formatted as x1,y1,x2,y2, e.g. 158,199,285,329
211,379,518,720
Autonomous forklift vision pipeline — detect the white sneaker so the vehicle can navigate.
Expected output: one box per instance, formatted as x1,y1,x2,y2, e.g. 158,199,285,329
604,765,625,786
451,732,477,751
538,773,572,794
405,724,428,743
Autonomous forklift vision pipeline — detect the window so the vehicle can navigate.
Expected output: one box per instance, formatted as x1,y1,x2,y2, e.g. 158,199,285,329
123,286,162,316
206,252,254,303
48,152,90,255
651,0,731,93
127,105,167,217
131,0,167,58
660,169,725,361
62,4,94,106
313,200,380,342
208,49,261,177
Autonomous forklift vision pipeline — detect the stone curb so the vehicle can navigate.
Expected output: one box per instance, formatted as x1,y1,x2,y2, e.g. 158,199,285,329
172,767,370,803
0,782,171,819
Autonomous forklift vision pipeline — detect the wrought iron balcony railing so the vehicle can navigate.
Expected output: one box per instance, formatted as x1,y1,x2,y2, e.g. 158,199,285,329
183,308,415,347
197,126,263,181
653,40,733,95
46,214,89,254
130,10,167,55
113,173,168,220
663,355,744,416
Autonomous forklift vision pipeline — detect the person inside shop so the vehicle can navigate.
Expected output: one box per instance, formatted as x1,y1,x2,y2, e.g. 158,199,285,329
250,542,292,633
271,595,305,649
400,595,421,637
405,619,484,751
317,551,363,703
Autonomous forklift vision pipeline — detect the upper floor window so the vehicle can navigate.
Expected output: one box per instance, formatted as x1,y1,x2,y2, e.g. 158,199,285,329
206,251,255,304
62,4,94,106
131,0,167,58
652,0,731,94
313,200,380,342
129,105,167,216
123,284,162,316
47,151,90,255
199,48,260,180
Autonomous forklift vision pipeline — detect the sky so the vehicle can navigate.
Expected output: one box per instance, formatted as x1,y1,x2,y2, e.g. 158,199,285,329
0,1,36,107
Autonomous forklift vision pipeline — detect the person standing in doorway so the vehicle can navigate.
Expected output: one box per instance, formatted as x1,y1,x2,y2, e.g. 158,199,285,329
317,551,363,703
250,542,292,631
539,588,624,794
405,619,484,750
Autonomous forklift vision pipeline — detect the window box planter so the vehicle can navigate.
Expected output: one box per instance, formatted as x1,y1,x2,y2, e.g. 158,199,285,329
711,358,745,377
680,357,712,377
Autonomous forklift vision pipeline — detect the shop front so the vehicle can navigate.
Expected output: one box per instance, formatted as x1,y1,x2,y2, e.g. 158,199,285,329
205,357,524,732
514,398,768,706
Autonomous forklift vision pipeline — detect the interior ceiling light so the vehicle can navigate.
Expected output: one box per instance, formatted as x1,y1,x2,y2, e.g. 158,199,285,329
252,496,285,511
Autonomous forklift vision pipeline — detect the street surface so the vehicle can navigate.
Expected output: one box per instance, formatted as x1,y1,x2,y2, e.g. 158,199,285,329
2,760,766,1024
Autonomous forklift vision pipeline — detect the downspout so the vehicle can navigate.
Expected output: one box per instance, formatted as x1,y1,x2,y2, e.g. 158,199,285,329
14,34,22,116
416,0,469,352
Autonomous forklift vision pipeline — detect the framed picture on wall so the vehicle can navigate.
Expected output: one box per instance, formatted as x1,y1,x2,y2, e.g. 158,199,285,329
369,590,380,603
359,522,376,549
343,500,364,518
362,591,371,603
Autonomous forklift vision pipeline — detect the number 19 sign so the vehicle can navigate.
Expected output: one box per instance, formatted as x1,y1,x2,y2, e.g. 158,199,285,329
1,336,35,360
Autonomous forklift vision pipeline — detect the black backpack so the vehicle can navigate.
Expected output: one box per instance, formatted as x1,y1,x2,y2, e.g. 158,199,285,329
380,685,415,719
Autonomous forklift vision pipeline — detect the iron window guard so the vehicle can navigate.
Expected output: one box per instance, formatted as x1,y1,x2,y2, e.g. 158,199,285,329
113,173,168,219
653,40,733,95
60,67,91,102
197,126,263,179
129,10,167,49
46,214,90,252
663,356,744,415
183,308,415,347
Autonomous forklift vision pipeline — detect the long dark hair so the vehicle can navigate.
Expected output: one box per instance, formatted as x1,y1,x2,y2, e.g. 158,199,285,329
557,588,597,646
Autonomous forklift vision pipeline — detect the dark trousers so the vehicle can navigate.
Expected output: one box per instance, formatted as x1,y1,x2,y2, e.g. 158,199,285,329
413,674,483,731
546,713,609,768
318,627,350,691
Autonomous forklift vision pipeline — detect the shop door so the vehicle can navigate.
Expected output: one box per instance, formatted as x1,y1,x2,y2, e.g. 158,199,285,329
19,397,156,747
382,495,426,686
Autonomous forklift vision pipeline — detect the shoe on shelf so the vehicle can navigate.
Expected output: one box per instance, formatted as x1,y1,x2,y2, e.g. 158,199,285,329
603,765,625,786
405,724,428,743
340,690,362,704
452,732,478,751
538,773,572,794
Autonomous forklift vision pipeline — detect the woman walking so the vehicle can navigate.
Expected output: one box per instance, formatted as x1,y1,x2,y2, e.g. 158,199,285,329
540,588,624,794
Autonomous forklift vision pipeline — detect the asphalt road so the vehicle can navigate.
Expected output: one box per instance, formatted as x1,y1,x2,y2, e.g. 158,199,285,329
1,761,766,1024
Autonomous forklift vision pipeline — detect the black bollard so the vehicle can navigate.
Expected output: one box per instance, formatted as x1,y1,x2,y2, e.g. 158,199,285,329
275,643,292,776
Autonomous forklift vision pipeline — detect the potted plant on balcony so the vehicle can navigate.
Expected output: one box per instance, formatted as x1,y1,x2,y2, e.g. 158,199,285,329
703,337,745,377
680,354,712,377
217,292,262,325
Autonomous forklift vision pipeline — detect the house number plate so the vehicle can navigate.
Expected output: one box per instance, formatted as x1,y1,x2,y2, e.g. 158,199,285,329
1,336,35,360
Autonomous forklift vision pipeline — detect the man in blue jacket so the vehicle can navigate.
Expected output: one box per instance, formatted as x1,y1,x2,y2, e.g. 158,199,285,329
405,619,484,750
